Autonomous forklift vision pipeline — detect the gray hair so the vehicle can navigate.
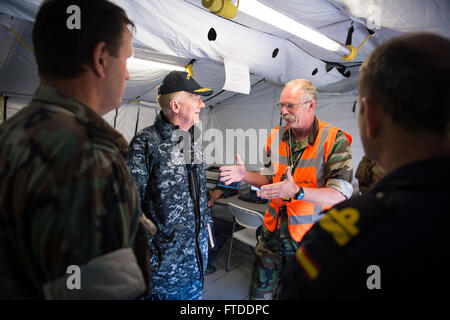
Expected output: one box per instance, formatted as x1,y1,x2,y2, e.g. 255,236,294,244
285,79,317,102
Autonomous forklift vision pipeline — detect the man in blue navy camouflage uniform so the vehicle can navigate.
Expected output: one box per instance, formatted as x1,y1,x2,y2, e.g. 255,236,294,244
127,71,213,300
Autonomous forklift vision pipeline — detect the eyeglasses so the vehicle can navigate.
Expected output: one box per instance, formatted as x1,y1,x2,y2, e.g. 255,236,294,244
276,100,312,110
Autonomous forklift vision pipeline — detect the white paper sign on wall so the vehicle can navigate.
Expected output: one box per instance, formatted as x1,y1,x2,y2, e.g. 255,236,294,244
223,57,250,95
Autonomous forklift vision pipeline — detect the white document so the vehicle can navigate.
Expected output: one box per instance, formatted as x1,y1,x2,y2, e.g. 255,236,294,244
223,57,251,95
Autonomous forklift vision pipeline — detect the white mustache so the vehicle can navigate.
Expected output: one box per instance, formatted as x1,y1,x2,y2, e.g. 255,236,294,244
282,114,295,121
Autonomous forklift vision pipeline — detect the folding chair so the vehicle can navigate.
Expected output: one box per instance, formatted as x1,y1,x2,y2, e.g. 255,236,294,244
226,202,264,271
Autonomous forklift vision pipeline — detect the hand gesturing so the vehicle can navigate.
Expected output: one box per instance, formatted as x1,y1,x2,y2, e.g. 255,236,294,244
257,166,299,199
219,154,246,185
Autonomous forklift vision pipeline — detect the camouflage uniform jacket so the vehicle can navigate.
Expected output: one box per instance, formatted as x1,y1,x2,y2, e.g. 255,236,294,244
0,86,142,299
355,155,386,194
126,112,210,294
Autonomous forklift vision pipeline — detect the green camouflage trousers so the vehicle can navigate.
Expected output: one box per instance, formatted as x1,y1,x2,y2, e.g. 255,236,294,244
248,207,300,299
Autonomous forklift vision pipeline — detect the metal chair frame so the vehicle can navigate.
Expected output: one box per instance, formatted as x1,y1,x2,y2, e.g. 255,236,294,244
226,202,264,271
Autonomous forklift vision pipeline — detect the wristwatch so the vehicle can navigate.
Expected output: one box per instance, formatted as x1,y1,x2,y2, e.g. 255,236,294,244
294,187,305,200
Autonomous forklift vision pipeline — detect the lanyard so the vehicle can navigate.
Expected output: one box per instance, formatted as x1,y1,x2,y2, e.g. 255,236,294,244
286,127,304,171
281,128,304,201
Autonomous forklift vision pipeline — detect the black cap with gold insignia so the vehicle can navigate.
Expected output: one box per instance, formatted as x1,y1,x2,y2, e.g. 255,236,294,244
158,70,213,96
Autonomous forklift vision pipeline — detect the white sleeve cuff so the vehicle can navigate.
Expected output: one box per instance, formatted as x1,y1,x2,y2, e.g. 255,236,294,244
326,178,354,199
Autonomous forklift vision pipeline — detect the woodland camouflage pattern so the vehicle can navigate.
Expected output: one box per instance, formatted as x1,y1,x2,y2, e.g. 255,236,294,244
355,155,386,194
0,86,141,299
126,112,210,299
249,211,298,299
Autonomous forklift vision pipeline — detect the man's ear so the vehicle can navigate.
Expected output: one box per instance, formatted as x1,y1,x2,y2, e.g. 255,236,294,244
92,41,108,78
308,100,316,113
169,98,180,114
364,98,382,139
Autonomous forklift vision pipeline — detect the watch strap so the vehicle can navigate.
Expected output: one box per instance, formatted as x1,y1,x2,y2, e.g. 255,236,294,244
295,187,305,200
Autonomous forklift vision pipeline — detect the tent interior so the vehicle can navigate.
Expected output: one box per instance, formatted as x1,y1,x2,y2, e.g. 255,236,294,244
1,0,449,191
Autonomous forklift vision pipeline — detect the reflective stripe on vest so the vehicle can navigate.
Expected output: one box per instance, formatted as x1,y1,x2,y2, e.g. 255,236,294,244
289,212,322,225
263,120,351,242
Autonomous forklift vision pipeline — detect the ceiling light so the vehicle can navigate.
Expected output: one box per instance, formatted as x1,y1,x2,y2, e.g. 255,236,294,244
127,57,186,71
203,0,354,59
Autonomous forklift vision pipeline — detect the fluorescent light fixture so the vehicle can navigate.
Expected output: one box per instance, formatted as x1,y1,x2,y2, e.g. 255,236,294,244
127,56,185,71
237,0,351,57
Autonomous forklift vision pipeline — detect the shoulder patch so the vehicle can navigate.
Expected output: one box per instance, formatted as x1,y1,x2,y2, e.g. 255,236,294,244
318,207,360,246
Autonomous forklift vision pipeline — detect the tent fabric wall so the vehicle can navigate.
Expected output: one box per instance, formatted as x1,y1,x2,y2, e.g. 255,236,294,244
315,92,362,173
1,95,29,122
103,104,158,143
116,0,350,89
335,0,450,37
0,16,38,97
200,81,281,171
0,0,357,104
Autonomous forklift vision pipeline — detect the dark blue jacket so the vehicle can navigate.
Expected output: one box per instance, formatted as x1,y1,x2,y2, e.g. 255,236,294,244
127,112,210,294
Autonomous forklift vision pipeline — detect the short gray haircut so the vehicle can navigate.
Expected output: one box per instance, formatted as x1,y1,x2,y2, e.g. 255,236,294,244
285,79,317,102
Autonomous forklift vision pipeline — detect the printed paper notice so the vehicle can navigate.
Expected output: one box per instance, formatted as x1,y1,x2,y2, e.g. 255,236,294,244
223,57,250,95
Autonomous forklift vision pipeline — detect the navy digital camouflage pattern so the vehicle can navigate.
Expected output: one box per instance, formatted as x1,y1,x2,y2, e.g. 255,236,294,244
150,279,203,300
0,86,141,299
126,111,210,300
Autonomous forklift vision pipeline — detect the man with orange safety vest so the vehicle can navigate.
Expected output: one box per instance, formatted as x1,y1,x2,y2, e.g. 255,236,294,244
278,33,450,299
219,79,353,299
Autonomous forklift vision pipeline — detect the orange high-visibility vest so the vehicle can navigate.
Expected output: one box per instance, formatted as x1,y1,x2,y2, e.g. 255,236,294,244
263,119,352,242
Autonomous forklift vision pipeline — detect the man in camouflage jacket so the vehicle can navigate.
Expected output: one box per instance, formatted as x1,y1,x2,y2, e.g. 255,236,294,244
0,0,148,299
127,71,213,300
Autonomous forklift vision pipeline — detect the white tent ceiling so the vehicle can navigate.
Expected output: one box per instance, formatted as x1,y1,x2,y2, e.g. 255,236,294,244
1,0,449,176
2,0,449,101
